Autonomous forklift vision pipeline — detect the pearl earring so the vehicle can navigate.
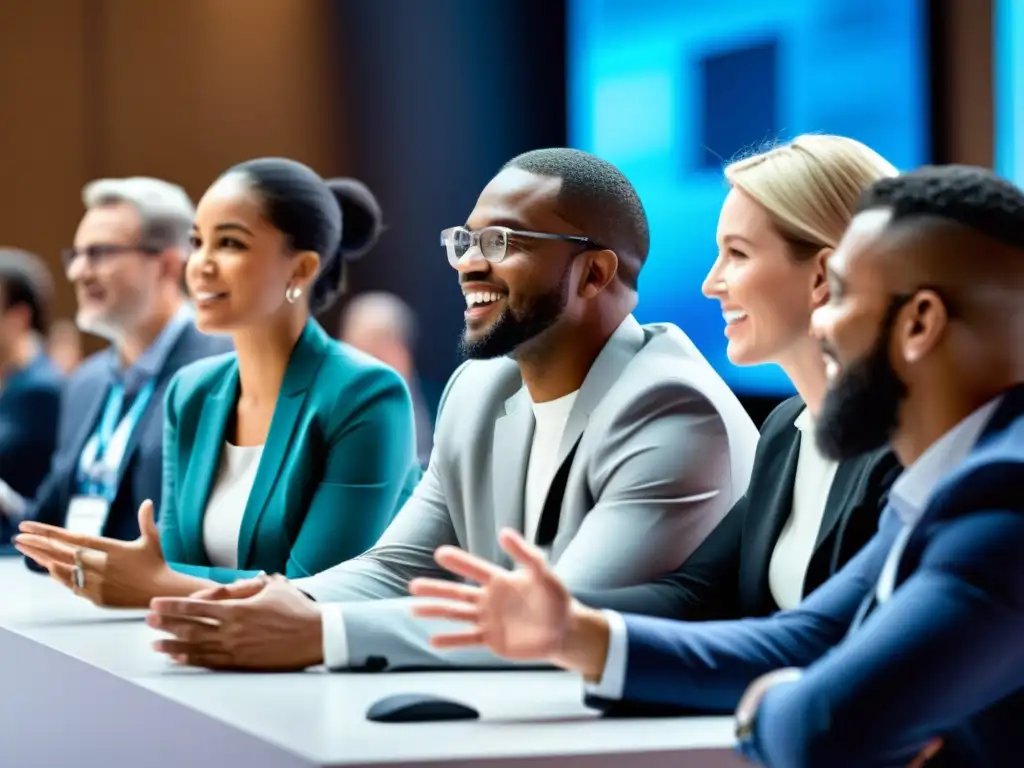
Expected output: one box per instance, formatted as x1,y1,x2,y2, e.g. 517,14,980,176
285,285,303,304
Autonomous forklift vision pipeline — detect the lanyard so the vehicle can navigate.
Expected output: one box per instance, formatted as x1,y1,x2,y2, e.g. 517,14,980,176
76,379,157,500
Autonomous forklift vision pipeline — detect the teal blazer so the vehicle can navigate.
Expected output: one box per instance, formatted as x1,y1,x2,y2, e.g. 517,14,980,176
159,320,421,583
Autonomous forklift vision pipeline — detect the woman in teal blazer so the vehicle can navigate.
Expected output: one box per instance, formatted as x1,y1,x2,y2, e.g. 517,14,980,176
15,159,421,607
160,318,419,584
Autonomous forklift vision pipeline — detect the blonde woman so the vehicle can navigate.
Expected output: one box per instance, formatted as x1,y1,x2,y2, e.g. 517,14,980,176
569,135,905,619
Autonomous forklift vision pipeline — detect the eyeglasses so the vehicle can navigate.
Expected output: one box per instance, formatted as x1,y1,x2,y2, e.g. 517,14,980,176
440,226,599,267
61,244,162,272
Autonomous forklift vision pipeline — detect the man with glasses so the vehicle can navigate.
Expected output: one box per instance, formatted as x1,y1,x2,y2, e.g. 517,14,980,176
146,147,758,673
19,177,230,563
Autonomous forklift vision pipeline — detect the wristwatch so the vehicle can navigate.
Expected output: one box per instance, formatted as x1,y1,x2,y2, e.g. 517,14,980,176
734,702,757,747
734,668,804,754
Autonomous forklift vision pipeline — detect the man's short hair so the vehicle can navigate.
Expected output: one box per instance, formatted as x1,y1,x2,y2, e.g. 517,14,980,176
502,148,650,290
0,248,54,334
856,164,1024,251
82,176,195,254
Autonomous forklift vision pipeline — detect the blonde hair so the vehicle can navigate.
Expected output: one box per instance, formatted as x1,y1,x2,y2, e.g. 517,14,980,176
724,134,898,260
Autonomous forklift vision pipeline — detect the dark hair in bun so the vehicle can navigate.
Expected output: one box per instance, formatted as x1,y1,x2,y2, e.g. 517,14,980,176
327,177,384,261
225,158,384,314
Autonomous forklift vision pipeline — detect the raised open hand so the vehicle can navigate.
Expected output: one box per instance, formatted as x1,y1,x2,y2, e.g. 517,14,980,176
409,527,573,661
15,500,186,607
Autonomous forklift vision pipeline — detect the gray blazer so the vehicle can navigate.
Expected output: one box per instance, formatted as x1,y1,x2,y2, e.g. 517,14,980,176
295,315,759,670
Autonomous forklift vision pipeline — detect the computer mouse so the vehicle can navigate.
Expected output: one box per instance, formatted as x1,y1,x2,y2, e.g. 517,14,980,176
366,692,480,723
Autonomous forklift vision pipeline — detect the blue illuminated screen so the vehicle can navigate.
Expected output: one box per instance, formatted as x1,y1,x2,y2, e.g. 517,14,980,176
996,0,1024,186
568,0,930,395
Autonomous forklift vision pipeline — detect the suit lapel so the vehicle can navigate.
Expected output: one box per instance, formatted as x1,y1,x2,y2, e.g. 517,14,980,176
491,387,534,565
553,315,646,467
178,367,237,565
235,321,327,569
527,316,647,553
114,321,203,496
813,456,863,551
54,354,118,513
67,368,114,475
848,505,905,631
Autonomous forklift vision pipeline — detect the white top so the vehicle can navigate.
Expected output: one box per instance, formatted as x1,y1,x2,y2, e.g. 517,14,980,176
202,441,264,569
524,390,579,546
767,407,839,610
591,396,1004,702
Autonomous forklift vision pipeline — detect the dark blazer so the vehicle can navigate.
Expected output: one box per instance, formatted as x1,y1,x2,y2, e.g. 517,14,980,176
576,396,901,620
0,354,62,543
25,318,230,558
161,320,422,583
608,384,1024,768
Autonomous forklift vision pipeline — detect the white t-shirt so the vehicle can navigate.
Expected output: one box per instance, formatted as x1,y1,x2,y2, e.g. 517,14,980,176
523,390,579,546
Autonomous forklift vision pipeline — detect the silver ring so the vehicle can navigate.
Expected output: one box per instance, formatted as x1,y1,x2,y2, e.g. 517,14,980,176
72,549,86,590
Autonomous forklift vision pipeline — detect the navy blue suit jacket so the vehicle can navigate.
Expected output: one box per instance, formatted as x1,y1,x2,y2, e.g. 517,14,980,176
608,385,1024,768
25,321,230,554
0,354,62,543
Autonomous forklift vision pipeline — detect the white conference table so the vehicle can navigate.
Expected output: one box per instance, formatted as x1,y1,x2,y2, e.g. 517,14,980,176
0,558,744,767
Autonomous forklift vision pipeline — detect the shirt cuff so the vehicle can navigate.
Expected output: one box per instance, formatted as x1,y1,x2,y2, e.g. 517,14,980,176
584,609,627,699
320,603,349,671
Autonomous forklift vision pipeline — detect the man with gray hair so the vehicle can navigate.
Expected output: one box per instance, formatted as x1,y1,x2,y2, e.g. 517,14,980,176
19,177,230,560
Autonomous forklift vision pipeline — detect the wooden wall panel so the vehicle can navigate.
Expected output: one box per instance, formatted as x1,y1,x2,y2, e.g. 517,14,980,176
0,0,90,322
0,0,345,327
944,0,994,166
93,0,345,201
931,0,995,166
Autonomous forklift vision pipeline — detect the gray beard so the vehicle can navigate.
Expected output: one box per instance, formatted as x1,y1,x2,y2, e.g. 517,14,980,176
75,310,128,345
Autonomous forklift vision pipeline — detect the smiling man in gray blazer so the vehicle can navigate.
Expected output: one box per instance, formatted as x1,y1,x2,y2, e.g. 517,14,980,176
147,148,759,672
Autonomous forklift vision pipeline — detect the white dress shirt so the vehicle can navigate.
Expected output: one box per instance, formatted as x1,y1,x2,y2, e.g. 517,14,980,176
874,397,1001,603
767,408,839,610
202,441,264,569
589,396,1003,700
321,390,578,670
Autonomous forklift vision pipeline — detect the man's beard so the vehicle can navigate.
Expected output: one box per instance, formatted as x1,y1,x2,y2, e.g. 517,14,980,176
459,270,571,361
75,309,126,344
815,299,909,461
75,287,149,344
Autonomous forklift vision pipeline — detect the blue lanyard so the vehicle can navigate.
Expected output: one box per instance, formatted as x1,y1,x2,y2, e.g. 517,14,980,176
76,379,156,498
95,380,155,459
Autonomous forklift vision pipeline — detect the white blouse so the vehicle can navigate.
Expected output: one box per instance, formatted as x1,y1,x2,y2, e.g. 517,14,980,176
202,441,264,569
767,407,840,610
